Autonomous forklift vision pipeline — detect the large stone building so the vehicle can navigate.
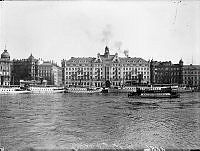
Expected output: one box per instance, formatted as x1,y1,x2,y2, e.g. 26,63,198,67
150,59,183,85
0,49,12,85
62,46,150,87
12,54,39,85
38,61,62,86
182,64,200,88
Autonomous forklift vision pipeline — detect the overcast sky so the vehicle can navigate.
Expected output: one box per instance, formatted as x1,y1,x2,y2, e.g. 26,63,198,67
0,1,200,65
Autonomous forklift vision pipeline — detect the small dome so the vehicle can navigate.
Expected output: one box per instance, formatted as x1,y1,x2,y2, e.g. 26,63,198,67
28,53,34,60
1,49,10,59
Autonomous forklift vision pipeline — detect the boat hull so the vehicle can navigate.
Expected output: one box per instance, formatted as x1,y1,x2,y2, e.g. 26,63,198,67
27,86,65,94
0,87,31,94
0,90,31,94
102,87,137,93
128,93,180,99
65,87,102,94
30,90,65,93
128,87,180,99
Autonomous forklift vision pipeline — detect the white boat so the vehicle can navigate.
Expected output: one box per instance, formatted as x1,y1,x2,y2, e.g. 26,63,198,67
27,86,65,93
107,86,137,93
177,86,194,93
65,87,103,94
0,86,30,94
128,87,180,98
120,86,137,93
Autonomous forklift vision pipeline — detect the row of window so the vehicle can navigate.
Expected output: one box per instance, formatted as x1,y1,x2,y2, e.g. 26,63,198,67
65,67,150,71
156,72,180,75
184,76,199,80
0,72,10,75
39,74,51,77
65,71,150,75
39,71,52,74
0,82,10,86
0,66,10,70
66,61,148,65
184,71,200,74
65,75,150,80
155,67,180,70
183,81,199,85
0,62,10,65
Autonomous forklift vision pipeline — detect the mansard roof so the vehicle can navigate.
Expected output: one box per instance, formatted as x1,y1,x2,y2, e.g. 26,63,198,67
65,57,95,64
38,61,61,69
151,60,182,67
39,61,56,66
183,64,200,70
98,55,116,63
119,57,149,64
64,56,149,65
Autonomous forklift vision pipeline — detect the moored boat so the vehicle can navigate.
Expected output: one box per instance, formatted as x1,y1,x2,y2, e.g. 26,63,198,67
119,86,137,93
27,86,65,93
176,86,194,93
19,79,65,93
128,87,180,98
106,86,137,93
65,86,103,94
0,86,30,94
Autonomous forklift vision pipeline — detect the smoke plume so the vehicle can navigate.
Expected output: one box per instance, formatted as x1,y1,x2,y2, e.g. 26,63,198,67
101,24,113,45
124,50,129,57
114,41,123,51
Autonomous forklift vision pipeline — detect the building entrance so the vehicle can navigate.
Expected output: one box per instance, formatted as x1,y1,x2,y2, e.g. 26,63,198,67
105,80,111,88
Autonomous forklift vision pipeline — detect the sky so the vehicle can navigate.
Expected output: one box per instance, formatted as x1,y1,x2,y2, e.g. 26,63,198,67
0,0,200,66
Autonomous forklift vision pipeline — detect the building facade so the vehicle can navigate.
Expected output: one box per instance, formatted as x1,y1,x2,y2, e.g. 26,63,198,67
182,64,200,88
12,54,39,85
150,59,183,85
0,49,12,85
38,61,62,86
62,46,150,87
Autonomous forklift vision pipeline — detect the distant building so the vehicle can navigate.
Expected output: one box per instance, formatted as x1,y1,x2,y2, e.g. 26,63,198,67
12,54,39,85
62,46,150,87
150,59,183,85
38,61,62,86
0,49,12,85
182,64,200,88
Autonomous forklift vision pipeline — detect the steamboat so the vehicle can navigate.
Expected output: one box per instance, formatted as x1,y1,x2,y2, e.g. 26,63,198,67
108,86,137,93
128,87,180,98
65,86,102,94
0,86,30,94
20,80,65,94
27,85,65,93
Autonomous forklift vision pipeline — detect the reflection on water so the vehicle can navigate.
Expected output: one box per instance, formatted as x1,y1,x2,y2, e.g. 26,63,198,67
0,93,200,150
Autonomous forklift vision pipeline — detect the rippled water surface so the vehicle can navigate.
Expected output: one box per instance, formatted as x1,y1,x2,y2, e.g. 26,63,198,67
0,92,200,150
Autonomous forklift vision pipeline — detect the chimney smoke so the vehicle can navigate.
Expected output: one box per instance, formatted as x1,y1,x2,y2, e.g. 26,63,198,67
123,50,129,58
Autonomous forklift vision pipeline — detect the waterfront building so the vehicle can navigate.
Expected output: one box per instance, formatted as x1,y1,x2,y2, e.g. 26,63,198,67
150,59,183,85
12,54,39,85
38,61,62,86
182,64,200,88
62,46,150,87
0,49,12,85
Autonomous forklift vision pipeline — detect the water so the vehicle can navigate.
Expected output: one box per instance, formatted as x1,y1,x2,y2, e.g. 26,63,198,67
0,92,200,150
